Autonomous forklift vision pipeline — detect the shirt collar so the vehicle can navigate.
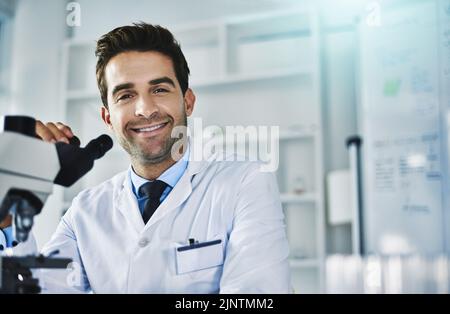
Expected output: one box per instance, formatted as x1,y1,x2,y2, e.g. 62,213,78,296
129,144,190,197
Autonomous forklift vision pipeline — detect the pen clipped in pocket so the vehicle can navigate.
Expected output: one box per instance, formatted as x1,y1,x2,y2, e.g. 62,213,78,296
175,239,224,275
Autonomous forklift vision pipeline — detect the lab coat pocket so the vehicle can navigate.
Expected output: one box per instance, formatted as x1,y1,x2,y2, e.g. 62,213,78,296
175,239,224,276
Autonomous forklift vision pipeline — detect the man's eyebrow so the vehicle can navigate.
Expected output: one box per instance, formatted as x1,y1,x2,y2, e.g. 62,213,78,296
149,77,176,87
111,83,134,97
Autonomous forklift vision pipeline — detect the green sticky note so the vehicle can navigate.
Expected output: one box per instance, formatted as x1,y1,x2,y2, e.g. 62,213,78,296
384,79,401,96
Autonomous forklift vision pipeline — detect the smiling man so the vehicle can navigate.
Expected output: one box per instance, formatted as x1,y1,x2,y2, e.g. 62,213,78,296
0,23,291,293
101,49,194,180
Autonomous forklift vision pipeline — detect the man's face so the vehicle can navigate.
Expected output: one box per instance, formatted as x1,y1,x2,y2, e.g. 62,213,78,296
101,51,195,164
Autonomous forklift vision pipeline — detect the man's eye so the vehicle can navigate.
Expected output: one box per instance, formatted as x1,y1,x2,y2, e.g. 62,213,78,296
154,88,168,94
118,94,133,101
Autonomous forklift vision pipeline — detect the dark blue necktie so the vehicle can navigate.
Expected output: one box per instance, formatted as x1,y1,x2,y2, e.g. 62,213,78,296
138,180,168,224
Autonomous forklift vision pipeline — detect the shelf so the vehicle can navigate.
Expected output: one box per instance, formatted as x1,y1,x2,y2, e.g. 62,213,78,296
174,25,220,48
280,193,317,204
289,258,319,269
225,9,312,29
207,129,315,144
191,68,312,89
279,130,316,140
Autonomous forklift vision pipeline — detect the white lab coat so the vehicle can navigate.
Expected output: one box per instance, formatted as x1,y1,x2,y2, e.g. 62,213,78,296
14,148,292,293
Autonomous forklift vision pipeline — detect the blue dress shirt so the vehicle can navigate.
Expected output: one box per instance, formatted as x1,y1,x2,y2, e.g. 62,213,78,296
1,226,14,248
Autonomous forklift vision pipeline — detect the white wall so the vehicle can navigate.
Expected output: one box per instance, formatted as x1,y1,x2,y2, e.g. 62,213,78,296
10,0,66,120
10,0,67,248
0,3,14,113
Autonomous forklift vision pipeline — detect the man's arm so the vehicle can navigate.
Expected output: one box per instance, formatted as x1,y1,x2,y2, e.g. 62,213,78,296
219,164,292,293
37,204,91,293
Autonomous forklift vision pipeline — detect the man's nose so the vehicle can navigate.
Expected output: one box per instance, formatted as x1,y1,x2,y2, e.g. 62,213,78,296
135,95,158,118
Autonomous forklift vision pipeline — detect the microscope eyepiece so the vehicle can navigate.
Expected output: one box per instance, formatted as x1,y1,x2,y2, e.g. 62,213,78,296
53,134,113,187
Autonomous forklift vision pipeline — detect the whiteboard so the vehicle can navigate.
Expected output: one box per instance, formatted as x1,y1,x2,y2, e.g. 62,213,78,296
359,0,450,254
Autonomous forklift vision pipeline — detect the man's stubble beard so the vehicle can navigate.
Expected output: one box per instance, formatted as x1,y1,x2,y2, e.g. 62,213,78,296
119,113,188,165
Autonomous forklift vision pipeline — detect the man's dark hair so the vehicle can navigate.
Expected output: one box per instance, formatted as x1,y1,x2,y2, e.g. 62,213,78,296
95,22,190,108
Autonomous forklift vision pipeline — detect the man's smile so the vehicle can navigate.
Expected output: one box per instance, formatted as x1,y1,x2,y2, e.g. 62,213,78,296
130,121,170,137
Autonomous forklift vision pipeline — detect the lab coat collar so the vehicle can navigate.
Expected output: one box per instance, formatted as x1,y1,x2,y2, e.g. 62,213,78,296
116,174,145,234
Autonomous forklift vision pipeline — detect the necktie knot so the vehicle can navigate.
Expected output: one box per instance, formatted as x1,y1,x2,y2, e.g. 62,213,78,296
138,180,169,224
139,180,168,200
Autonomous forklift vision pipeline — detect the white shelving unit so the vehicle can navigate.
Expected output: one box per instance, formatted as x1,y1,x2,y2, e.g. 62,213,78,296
58,8,326,293
280,192,318,204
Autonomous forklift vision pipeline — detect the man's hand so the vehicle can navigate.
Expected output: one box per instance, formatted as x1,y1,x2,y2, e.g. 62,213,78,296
35,120,75,144
0,214,12,229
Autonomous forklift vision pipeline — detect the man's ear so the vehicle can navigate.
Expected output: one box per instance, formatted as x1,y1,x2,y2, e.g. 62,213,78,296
101,106,113,130
184,88,196,117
